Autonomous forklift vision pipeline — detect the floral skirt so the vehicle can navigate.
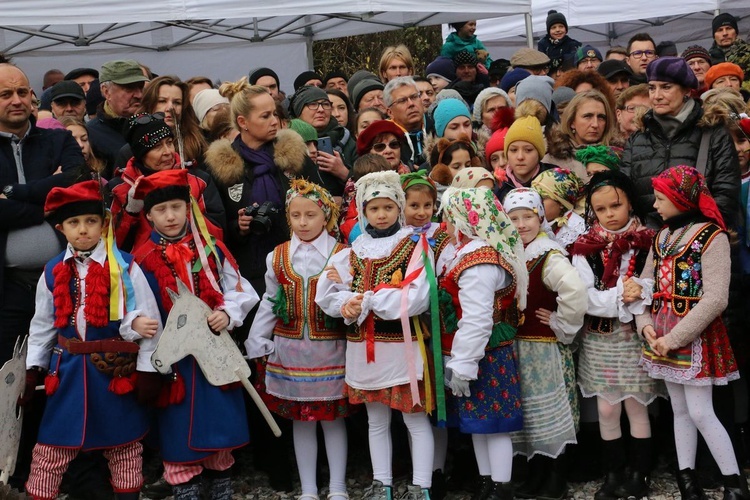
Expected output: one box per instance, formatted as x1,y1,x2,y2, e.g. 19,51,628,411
641,308,739,386
346,380,431,414
255,361,356,421
446,344,523,435
511,340,578,458
579,319,665,404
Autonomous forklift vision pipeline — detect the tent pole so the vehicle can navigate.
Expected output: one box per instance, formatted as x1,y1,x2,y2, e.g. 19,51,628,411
304,15,314,70
524,12,533,48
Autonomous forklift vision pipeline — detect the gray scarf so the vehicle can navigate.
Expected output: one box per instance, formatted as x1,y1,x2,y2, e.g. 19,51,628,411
652,99,695,139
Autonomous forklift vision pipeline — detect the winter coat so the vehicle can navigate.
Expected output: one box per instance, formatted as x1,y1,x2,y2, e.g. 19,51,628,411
709,38,750,78
620,100,740,230
87,105,128,173
441,32,494,67
206,129,323,289
537,35,581,72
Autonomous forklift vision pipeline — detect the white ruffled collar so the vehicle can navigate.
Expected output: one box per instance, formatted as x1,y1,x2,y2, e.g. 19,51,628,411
351,227,415,259
524,232,566,261
552,211,586,248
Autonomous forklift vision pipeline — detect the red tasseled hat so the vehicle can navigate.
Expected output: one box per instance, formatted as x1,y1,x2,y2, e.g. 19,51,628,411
45,180,104,223
134,169,191,212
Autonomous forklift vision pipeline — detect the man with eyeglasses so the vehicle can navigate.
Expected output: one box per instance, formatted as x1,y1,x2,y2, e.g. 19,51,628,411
384,77,426,167
49,81,86,121
87,59,149,169
626,33,658,85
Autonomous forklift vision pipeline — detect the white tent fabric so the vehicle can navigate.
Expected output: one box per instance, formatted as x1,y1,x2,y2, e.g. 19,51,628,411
0,0,530,92
448,0,749,60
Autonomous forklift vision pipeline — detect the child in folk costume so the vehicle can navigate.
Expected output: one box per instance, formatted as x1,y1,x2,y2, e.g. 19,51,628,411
316,171,435,500
437,187,527,500
24,181,162,500
531,167,587,251
504,188,587,500
570,171,664,500
638,166,748,500
132,169,259,500
245,180,352,500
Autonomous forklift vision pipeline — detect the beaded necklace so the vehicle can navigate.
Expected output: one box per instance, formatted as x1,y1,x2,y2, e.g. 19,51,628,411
601,251,638,280
658,222,694,257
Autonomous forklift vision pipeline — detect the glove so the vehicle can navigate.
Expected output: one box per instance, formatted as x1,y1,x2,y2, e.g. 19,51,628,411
135,371,164,406
448,375,471,398
17,368,43,407
125,180,145,214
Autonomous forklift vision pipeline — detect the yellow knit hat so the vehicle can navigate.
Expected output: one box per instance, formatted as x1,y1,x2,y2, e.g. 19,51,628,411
503,115,546,158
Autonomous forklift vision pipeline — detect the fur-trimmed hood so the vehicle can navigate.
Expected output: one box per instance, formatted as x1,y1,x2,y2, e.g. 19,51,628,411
205,128,307,186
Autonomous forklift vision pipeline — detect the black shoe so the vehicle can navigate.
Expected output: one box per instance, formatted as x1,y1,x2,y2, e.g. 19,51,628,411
723,474,750,500
537,456,568,500
470,475,493,500
485,481,514,500
616,437,651,499
676,468,708,500
595,471,625,500
515,456,546,499
142,477,173,499
173,479,202,500
431,469,447,500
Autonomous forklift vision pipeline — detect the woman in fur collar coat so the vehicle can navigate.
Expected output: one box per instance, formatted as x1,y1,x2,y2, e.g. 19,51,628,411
206,80,322,302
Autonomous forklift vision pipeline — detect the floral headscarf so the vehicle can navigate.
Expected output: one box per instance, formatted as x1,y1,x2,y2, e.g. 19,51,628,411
355,170,406,233
441,187,528,309
285,179,340,236
451,167,495,189
504,187,545,218
651,165,726,230
531,167,584,222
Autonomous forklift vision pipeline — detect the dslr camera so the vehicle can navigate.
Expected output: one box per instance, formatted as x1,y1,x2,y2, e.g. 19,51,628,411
244,202,279,234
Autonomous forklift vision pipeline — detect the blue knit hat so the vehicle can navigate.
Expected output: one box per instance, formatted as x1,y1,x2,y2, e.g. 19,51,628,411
426,56,457,83
499,68,531,93
434,98,471,138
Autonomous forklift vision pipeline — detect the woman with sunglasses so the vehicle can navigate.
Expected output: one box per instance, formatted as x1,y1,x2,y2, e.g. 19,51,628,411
355,120,411,174
290,85,356,196
109,113,226,252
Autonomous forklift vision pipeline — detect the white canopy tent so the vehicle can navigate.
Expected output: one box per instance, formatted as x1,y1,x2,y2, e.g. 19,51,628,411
0,0,532,94
450,0,749,60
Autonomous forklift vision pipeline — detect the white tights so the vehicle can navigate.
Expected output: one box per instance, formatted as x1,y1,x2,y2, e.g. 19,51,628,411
472,433,513,482
293,418,348,498
597,396,652,441
666,382,740,475
365,402,434,488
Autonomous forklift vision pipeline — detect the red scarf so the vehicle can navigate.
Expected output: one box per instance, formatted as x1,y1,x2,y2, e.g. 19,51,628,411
52,258,110,329
571,218,654,288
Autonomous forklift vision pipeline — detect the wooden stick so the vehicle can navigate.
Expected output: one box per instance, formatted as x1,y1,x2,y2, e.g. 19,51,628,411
235,368,282,437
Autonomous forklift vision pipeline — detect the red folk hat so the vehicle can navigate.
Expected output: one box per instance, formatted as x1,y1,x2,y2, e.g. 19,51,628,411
45,180,104,223
356,119,406,156
134,169,191,212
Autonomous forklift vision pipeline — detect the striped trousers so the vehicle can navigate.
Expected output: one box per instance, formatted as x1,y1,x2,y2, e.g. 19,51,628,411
163,450,234,485
25,441,143,499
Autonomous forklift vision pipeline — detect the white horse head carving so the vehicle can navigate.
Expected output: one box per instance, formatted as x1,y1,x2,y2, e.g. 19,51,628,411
151,280,251,386
0,335,27,480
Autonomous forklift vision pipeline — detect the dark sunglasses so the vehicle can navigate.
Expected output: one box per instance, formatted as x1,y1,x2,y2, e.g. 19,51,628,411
372,140,401,152
130,112,166,125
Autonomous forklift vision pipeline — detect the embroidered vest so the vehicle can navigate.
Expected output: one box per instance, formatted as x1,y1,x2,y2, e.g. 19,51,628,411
347,236,419,343
271,241,347,341
516,251,559,342
585,248,648,333
438,246,521,355
651,223,722,317
432,227,451,262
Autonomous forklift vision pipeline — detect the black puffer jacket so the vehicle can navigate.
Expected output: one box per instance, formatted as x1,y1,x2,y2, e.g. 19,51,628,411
620,100,740,229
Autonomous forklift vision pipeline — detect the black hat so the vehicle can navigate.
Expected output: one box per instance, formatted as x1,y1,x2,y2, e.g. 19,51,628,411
597,59,633,80
50,80,85,102
656,41,678,57
126,113,174,160
248,67,280,88
546,10,568,33
712,13,738,34
293,71,323,91
324,70,348,86
64,67,99,81
453,50,478,67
